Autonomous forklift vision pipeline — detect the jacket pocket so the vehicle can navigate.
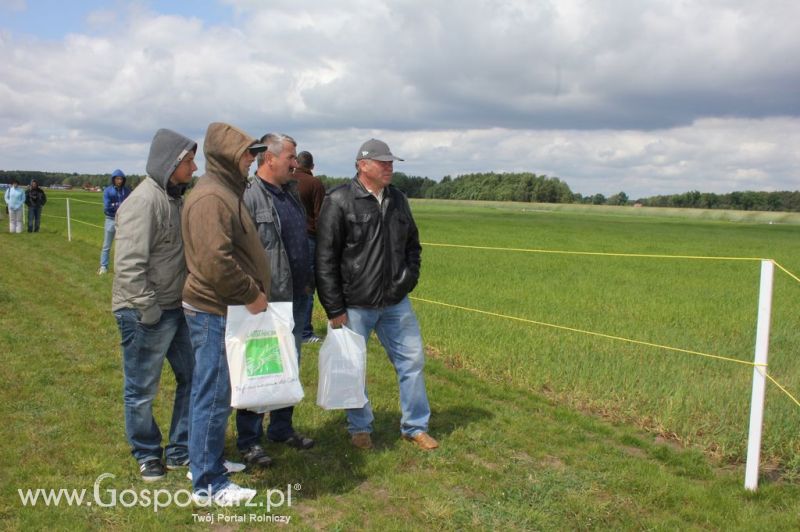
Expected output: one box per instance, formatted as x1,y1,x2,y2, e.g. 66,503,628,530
255,209,281,249
345,212,372,243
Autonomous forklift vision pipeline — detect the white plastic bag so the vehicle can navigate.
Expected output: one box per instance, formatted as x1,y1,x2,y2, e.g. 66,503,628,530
225,302,304,412
317,325,368,410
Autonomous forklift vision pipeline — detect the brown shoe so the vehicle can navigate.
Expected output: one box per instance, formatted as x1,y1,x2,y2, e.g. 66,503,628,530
351,432,373,450
402,432,439,450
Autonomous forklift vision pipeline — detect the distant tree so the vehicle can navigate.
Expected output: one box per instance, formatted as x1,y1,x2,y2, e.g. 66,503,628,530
607,191,629,205
317,174,350,190
591,193,606,205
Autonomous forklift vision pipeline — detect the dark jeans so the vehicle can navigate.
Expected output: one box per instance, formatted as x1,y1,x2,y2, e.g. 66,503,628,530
236,291,307,448
302,236,316,338
27,205,42,232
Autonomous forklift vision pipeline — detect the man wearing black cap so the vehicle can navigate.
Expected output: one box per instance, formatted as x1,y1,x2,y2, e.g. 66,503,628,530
316,138,438,451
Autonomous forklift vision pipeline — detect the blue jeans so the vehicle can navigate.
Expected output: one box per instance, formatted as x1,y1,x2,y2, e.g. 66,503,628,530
27,205,41,232
236,292,308,448
184,310,233,493
114,307,194,464
100,217,116,268
302,237,316,339
344,296,430,437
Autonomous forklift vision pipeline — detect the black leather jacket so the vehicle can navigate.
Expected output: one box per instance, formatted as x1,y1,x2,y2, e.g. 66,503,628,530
316,177,421,318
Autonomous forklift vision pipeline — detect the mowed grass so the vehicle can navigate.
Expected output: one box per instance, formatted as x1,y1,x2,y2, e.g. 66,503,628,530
1,192,799,530
412,199,800,474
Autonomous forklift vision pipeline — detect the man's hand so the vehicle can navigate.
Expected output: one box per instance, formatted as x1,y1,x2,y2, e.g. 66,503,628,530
245,291,268,314
329,313,348,329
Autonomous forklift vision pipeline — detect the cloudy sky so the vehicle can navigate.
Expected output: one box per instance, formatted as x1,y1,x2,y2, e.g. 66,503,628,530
1,0,798,198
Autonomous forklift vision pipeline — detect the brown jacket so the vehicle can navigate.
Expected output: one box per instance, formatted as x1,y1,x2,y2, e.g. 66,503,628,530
181,122,271,315
294,166,326,236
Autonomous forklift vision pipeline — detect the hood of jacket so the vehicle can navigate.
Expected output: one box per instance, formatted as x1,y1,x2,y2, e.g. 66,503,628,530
145,129,197,191
203,122,256,197
109,169,127,187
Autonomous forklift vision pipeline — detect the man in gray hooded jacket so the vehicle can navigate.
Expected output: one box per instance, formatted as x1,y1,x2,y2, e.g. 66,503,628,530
112,128,198,482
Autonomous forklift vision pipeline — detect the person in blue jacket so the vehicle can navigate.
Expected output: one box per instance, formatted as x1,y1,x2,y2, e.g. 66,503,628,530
4,179,26,233
98,169,130,274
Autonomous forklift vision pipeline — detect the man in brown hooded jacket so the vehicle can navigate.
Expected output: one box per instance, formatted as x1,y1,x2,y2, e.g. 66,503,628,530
182,122,270,506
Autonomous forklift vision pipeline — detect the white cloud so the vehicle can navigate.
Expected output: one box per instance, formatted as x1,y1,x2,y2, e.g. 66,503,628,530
0,0,798,197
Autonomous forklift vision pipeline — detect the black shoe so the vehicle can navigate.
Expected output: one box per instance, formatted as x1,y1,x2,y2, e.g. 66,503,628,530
140,459,166,482
241,444,273,468
165,456,190,470
271,432,315,450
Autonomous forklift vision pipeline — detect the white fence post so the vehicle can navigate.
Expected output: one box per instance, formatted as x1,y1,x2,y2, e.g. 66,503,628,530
744,259,774,491
66,198,72,242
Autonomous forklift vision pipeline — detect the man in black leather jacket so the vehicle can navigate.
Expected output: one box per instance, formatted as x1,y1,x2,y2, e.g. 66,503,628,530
316,138,438,451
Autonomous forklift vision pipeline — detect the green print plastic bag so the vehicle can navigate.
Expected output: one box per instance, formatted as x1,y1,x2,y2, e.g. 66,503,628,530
245,334,282,376
225,302,304,412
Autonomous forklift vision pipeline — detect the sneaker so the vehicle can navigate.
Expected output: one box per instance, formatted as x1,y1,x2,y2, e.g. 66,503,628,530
270,432,315,450
97,266,108,275
140,459,166,482
302,334,322,344
241,444,273,467
185,460,247,481
351,432,373,450
165,456,190,470
402,432,439,451
192,482,257,507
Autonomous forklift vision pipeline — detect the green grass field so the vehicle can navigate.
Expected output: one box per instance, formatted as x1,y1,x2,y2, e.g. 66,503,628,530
412,200,800,471
1,191,799,529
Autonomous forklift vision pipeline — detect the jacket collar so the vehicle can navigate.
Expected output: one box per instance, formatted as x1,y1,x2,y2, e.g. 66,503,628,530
351,176,376,199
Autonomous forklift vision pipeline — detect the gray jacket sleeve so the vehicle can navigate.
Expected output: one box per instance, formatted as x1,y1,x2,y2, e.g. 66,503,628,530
113,193,162,325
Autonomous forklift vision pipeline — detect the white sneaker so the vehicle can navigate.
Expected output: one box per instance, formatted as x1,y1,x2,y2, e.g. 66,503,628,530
186,460,246,480
97,266,108,275
192,482,256,507
224,459,246,473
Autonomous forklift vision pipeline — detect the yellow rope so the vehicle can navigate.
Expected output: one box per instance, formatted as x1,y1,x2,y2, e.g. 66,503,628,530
49,197,104,206
42,213,104,229
422,242,766,262
410,296,758,367
772,261,800,285
410,296,800,407
766,374,800,408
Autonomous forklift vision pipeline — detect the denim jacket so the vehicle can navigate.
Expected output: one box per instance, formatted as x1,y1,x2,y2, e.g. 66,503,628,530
242,177,305,302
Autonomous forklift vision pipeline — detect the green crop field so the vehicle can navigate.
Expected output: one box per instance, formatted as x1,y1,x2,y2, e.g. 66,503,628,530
411,200,800,471
2,190,800,529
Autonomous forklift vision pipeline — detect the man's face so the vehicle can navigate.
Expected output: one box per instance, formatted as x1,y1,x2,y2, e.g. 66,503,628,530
170,151,197,185
267,141,298,184
113,176,124,187
358,159,394,190
239,149,256,176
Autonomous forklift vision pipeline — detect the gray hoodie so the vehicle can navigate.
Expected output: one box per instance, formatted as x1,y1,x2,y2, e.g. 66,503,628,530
111,129,197,324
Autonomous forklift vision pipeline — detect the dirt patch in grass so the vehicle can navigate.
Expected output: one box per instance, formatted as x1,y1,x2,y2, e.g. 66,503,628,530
425,344,466,370
293,503,344,530
464,452,501,471
654,435,685,452
539,455,566,470
620,445,647,459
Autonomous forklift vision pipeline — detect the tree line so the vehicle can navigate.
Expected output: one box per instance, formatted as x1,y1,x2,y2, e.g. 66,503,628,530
319,171,575,203
0,170,146,188
4,170,800,212
634,190,800,212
